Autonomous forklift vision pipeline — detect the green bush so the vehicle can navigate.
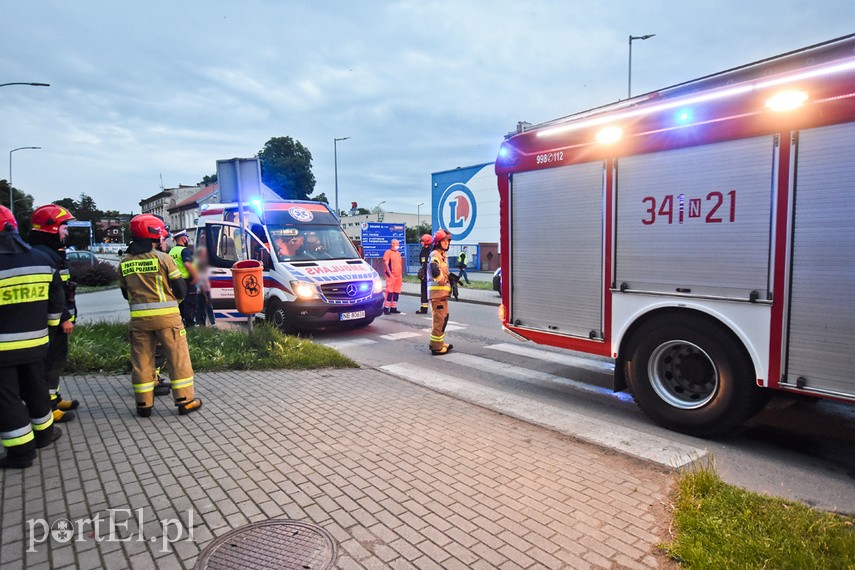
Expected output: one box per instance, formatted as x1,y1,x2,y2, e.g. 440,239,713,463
69,260,118,286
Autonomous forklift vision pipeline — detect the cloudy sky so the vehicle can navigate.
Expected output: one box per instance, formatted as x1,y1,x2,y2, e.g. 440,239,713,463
2,1,852,216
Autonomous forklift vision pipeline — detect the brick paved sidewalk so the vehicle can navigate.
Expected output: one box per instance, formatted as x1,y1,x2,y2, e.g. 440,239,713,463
0,369,675,569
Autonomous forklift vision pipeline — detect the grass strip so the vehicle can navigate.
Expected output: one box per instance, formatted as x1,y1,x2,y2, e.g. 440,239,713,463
67,322,356,374
665,462,854,568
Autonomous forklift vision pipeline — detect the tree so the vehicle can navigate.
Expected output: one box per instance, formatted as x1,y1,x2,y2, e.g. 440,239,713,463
258,136,316,200
0,179,35,236
199,173,217,185
311,192,329,204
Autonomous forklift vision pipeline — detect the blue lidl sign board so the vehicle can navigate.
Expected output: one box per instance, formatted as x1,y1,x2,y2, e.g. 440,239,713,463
360,222,406,261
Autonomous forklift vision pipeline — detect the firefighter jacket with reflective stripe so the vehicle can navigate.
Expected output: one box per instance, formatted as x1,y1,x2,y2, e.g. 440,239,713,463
428,249,451,300
119,250,184,327
31,244,76,324
168,246,192,279
0,247,65,365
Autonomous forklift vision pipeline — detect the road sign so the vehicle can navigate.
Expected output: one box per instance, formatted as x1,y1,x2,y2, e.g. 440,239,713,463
360,222,406,262
66,220,92,227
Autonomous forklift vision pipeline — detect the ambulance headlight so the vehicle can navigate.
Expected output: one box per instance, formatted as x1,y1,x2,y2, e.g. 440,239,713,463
372,276,383,294
290,280,318,299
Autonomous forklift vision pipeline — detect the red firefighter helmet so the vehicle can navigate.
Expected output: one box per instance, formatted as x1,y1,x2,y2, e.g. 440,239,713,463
130,214,169,239
0,205,18,232
433,229,451,244
31,204,75,234
420,234,433,246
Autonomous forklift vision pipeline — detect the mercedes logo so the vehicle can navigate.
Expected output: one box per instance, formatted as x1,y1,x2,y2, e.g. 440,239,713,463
345,284,358,297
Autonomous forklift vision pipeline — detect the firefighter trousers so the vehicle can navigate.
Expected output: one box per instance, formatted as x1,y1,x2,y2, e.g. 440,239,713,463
0,360,55,459
419,278,429,311
429,298,450,350
46,326,70,407
130,324,195,411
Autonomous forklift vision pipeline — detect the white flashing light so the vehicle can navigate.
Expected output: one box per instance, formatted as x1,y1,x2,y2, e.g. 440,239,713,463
536,58,855,138
765,90,809,112
596,126,623,144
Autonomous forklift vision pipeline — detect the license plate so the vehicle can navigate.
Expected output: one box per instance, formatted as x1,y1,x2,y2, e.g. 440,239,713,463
340,310,365,321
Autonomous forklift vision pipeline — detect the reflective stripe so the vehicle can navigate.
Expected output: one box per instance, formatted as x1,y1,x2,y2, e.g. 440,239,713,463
169,377,194,390
0,265,53,280
48,312,62,326
133,381,156,393
430,334,444,342
0,273,54,287
0,329,50,351
129,301,179,311
32,411,53,431
50,389,59,397
130,307,180,318
48,319,60,326
156,275,166,303
429,285,451,292
60,269,71,282
1,425,34,447
168,270,181,279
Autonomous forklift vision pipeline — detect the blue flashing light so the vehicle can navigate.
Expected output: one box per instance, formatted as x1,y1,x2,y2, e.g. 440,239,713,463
359,282,370,292
676,109,693,124
249,198,263,214
498,146,509,158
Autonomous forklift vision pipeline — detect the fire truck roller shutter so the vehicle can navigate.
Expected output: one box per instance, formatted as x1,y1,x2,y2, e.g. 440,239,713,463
511,161,604,338
615,135,776,299
786,122,855,397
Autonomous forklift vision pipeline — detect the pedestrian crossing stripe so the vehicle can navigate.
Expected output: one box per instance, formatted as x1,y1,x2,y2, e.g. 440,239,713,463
486,343,615,373
421,324,466,332
380,331,422,341
442,352,632,401
378,362,705,469
322,338,377,349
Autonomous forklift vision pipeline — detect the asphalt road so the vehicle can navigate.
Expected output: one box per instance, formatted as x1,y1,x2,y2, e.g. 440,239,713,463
74,287,855,515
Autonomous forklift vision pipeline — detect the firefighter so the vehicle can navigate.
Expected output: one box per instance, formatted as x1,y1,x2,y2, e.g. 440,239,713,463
382,238,403,314
415,234,432,314
0,206,64,468
428,230,453,355
120,215,202,417
28,204,80,423
168,230,198,327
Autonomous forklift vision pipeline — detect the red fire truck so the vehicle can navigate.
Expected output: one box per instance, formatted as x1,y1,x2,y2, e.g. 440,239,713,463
496,34,855,436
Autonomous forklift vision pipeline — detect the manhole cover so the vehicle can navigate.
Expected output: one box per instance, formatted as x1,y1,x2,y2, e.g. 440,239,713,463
195,519,337,570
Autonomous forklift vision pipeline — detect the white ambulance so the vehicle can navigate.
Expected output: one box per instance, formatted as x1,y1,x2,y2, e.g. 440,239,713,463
195,200,384,331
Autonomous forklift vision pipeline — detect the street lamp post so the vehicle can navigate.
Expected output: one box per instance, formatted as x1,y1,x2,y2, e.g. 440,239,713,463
628,34,655,99
375,201,386,222
9,147,41,218
0,82,50,88
333,137,350,216
417,202,424,233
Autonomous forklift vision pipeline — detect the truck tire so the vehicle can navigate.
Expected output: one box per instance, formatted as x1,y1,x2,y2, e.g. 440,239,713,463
265,298,294,334
625,315,762,437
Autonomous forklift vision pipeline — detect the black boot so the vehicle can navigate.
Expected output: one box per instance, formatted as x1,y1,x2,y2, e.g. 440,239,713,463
35,427,63,449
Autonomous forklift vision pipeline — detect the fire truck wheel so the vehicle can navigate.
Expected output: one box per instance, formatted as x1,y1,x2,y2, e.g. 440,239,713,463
626,316,762,437
265,298,294,334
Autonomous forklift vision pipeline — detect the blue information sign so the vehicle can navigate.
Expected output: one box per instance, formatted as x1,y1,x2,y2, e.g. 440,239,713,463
361,222,406,262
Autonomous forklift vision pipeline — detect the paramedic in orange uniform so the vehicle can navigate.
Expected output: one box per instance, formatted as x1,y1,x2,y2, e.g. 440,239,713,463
382,239,403,314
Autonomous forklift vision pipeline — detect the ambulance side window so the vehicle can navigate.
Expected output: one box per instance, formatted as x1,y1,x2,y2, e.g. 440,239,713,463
204,224,240,268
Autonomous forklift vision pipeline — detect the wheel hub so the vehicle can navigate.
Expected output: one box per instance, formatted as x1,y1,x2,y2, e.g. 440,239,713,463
648,340,718,409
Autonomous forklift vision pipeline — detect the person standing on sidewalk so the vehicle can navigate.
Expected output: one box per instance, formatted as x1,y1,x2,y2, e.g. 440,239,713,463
382,238,403,315
428,230,453,355
28,204,80,424
0,206,64,468
120,215,202,417
415,234,431,314
456,246,471,285
169,230,198,327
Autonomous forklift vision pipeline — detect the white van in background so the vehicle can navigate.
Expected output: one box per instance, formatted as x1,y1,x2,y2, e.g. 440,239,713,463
196,200,384,332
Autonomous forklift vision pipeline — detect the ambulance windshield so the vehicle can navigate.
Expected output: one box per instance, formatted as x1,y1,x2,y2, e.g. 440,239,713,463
267,224,360,262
